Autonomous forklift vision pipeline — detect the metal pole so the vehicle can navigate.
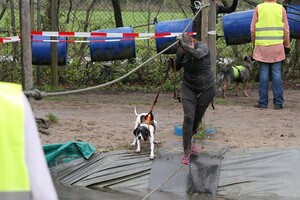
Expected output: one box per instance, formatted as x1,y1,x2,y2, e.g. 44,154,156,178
19,0,33,91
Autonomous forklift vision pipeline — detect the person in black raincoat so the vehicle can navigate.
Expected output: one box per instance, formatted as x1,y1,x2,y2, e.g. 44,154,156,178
173,33,215,165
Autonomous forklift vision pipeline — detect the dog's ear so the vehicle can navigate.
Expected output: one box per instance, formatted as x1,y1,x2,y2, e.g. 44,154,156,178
244,55,255,62
139,115,145,123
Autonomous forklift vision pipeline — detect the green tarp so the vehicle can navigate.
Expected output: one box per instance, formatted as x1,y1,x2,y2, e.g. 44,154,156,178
43,141,96,167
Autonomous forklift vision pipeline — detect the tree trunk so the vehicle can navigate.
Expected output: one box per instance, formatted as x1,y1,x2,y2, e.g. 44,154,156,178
9,0,18,63
112,0,123,27
50,0,58,88
77,0,96,64
0,0,8,21
19,0,33,91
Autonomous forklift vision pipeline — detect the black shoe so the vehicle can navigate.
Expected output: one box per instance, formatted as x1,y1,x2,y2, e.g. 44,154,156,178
255,104,267,109
274,105,283,110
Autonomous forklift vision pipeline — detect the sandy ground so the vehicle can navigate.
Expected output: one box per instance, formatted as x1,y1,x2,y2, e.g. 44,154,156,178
32,88,300,153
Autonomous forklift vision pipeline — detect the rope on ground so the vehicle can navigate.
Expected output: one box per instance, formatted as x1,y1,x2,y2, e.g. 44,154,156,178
141,164,185,200
24,89,47,100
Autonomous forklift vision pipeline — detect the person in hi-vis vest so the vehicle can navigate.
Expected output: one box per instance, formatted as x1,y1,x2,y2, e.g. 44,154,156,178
250,0,290,109
0,82,58,200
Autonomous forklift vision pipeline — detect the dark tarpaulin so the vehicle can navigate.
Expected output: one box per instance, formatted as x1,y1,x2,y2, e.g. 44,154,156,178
148,141,229,195
50,141,230,200
50,141,300,200
218,147,300,199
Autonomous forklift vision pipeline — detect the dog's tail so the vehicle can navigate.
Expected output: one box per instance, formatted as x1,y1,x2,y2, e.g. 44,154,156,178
134,106,139,116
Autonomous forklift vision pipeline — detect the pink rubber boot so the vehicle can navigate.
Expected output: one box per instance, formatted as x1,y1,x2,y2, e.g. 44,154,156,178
191,144,199,154
181,151,191,165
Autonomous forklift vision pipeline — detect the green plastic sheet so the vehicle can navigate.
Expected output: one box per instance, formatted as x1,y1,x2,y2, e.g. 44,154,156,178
43,141,96,167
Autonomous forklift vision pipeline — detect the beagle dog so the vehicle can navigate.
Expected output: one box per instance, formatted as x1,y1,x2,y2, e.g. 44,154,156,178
131,106,158,160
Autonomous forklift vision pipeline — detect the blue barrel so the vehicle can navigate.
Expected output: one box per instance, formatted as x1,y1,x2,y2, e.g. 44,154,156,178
89,27,136,61
155,19,196,54
32,36,68,65
287,5,300,39
222,10,254,45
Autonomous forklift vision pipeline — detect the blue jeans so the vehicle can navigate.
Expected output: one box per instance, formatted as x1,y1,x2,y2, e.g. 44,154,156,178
258,61,284,107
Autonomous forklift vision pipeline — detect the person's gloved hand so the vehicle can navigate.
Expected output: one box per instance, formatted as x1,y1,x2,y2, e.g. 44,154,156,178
284,47,290,55
176,34,184,46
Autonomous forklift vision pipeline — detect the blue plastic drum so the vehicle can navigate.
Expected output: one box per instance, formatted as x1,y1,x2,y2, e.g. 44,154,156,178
32,36,68,65
89,27,136,61
222,10,254,45
155,19,196,54
287,5,300,39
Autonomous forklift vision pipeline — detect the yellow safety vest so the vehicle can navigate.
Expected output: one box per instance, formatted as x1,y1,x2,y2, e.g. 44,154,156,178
0,82,31,200
255,3,284,46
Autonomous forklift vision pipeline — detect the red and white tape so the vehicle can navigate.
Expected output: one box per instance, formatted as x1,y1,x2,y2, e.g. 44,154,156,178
0,36,20,43
31,31,195,38
1,31,196,43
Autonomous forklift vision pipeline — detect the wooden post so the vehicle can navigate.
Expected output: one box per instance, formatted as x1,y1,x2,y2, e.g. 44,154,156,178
208,0,217,79
19,0,33,91
201,0,209,42
50,0,58,88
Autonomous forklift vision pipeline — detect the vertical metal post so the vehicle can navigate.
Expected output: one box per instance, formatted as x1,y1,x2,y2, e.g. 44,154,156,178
19,0,33,91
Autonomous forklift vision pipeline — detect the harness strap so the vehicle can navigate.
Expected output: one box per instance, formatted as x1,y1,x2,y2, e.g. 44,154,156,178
233,66,243,82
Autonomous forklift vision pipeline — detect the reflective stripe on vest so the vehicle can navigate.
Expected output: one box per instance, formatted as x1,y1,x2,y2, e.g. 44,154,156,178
0,82,31,200
255,3,284,46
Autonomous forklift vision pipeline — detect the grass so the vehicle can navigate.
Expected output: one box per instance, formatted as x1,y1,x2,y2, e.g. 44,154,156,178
214,97,231,106
46,113,58,123
194,122,206,140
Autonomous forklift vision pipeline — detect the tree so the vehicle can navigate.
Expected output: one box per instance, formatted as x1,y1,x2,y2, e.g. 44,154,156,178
50,0,58,87
112,0,123,27
0,0,7,21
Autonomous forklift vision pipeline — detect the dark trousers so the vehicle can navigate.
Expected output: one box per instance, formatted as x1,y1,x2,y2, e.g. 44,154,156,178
181,85,215,153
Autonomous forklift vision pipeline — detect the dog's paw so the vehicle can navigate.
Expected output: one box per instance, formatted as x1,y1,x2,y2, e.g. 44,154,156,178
134,149,141,153
130,142,136,146
150,155,155,160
